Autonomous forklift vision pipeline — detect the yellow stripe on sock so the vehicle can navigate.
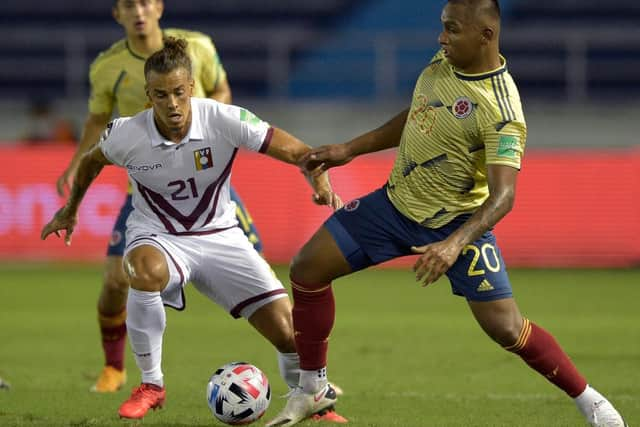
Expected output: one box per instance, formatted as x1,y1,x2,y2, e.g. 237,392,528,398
290,281,331,293
504,318,531,352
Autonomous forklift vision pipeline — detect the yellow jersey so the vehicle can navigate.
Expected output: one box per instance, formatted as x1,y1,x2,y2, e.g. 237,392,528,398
387,51,527,228
88,28,227,117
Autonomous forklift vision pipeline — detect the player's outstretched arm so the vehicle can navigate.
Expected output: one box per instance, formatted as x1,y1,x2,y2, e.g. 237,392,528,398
42,144,112,245
411,164,518,286
263,127,342,210
56,112,111,196
300,108,410,173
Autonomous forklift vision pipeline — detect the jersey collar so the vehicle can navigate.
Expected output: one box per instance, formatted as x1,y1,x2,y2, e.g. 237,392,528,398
452,55,507,81
148,99,204,147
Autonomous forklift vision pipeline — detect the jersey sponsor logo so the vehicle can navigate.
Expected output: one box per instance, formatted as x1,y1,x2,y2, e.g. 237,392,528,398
452,96,474,119
497,135,519,158
344,199,360,212
194,147,214,170
126,163,163,172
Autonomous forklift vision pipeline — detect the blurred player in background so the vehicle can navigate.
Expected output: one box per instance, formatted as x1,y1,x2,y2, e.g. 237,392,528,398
42,38,346,421
54,0,262,393
267,1,628,426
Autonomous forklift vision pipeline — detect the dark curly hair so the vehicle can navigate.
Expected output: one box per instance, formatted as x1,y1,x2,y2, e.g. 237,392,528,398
144,37,193,78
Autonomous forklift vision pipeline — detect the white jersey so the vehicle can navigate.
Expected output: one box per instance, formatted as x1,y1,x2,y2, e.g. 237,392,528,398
100,98,272,235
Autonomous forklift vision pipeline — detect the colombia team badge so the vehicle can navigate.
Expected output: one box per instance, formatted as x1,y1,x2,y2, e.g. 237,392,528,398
452,96,474,119
194,147,213,170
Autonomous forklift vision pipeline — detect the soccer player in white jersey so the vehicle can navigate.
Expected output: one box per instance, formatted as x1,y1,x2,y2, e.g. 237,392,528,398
41,37,346,421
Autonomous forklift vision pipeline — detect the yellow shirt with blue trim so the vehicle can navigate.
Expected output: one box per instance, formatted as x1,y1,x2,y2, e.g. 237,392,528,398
88,28,227,117
387,50,527,228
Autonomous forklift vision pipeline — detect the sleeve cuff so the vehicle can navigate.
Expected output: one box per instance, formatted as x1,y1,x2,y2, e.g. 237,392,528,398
258,127,274,153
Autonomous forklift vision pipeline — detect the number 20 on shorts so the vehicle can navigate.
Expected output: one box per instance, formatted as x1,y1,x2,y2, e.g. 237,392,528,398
463,243,501,276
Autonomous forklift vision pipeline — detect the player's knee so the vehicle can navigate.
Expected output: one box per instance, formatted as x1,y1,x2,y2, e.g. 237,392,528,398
489,321,522,348
123,253,169,292
289,252,311,285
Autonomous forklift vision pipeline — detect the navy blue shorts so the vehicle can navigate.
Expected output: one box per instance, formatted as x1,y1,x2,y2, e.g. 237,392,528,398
325,187,512,302
106,187,264,257
106,194,133,256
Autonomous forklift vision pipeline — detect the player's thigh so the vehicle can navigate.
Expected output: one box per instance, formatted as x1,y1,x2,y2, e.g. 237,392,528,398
290,225,353,285
229,186,263,253
191,228,288,319
446,232,513,302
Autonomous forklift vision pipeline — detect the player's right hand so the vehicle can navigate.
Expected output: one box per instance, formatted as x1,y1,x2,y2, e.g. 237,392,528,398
55,167,75,197
300,144,354,175
40,207,78,246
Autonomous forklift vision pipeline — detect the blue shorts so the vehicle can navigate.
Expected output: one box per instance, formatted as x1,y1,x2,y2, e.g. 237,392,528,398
106,187,264,257
325,187,513,302
106,195,133,256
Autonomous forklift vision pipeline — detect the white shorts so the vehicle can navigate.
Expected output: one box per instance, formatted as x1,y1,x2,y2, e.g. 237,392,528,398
124,226,288,319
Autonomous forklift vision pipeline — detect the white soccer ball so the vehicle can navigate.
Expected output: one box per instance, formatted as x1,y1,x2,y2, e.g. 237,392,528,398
206,362,271,425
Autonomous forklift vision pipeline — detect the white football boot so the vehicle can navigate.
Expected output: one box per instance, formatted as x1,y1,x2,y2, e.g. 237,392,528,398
266,384,338,427
576,387,628,427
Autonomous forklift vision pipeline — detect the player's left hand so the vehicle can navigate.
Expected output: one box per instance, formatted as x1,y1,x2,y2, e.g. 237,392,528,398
410,239,462,286
40,207,78,246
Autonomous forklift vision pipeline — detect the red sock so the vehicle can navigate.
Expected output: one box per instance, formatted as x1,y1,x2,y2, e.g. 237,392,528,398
99,310,127,371
291,280,335,370
506,318,587,397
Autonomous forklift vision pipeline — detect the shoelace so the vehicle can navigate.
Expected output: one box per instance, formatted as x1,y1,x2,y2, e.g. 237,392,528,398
130,385,156,402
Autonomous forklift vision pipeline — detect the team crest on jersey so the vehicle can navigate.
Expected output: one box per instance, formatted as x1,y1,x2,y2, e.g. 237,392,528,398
344,199,360,212
194,147,213,170
452,96,474,119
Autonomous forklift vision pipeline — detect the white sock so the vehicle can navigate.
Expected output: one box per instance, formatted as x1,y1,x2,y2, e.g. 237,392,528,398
277,352,300,390
574,385,605,415
127,288,166,387
299,367,328,394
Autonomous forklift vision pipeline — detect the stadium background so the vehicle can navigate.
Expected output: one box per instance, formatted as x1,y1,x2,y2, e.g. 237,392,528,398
0,0,639,267
1,2,639,426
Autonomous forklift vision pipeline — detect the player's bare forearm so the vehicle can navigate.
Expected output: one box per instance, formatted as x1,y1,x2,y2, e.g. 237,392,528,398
65,145,111,213
449,191,513,250
448,165,518,250
264,127,342,209
300,109,409,173
265,127,313,165
345,108,409,157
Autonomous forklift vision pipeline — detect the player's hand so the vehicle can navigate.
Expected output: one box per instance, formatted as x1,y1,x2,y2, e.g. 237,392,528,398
410,239,462,287
300,144,354,175
312,188,343,211
40,207,78,246
55,166,76,197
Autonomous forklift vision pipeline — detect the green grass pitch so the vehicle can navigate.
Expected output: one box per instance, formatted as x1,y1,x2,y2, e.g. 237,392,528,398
0,263,638,426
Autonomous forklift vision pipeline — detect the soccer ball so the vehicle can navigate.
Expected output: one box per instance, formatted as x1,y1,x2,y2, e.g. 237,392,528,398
206,362,271,425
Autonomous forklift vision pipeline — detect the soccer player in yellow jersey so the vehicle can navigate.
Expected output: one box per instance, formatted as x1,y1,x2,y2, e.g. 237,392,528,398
267,1,628,427
54,0,262,393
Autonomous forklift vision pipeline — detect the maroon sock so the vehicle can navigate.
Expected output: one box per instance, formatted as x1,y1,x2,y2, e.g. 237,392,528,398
291,280,335,370
99,310,127,371
506,319,587,397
